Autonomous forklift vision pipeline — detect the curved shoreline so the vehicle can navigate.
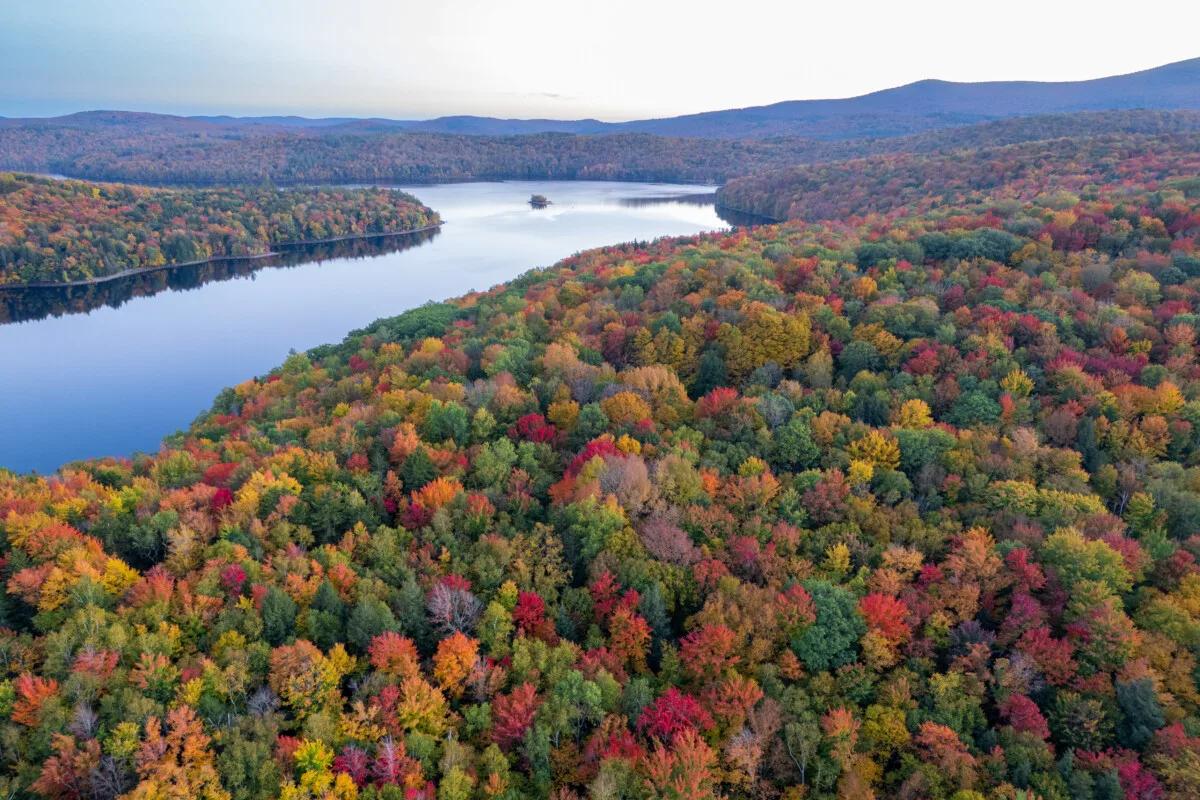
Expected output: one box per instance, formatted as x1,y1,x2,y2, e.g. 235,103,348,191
0,222,444,290
712,201,782,225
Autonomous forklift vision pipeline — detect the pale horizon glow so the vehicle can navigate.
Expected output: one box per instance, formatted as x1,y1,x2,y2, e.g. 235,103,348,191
2,0,1198,121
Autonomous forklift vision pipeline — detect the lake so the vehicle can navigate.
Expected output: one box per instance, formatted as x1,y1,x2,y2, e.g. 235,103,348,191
0,181,729,473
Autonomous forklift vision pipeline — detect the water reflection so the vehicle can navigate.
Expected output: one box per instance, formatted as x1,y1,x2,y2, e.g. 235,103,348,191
0,228,441,324
622,193,774,228
620,192,718,208
714,205,779,227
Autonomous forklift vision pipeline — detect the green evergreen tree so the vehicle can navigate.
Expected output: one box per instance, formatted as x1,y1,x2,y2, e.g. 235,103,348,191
792,580,865,672
262,585,298,647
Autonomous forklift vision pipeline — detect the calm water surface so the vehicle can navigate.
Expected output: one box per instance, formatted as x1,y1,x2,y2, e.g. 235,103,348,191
1,181,727,473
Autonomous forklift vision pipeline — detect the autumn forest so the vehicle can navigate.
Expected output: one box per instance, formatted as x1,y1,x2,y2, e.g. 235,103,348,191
3,52,1200,800
0,174,439,285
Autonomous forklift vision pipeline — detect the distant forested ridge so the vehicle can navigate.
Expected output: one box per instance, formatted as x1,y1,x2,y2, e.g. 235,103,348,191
716,132,1200,222
0,174,439,285
1,109,1198,187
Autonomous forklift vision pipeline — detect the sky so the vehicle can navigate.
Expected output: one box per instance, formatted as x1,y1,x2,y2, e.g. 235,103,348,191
2,0,1198,121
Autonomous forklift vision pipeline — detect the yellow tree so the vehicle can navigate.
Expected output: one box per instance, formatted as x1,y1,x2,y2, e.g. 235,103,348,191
847,430,901,471
721,302,811,379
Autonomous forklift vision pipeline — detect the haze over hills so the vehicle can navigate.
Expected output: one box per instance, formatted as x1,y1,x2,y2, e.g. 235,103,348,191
4,56,1197,140
630,55,1200,139
1,58,1198,189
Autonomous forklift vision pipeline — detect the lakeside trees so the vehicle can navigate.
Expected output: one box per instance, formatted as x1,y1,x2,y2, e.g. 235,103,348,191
0,174,439,284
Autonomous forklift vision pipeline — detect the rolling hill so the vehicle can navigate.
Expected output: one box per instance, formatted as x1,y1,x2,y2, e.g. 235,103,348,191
626,56,1200,139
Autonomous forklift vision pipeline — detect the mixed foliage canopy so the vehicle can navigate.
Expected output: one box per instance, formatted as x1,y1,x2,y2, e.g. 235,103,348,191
3,136,1200,800
716,133,1200,223
0,174,439,284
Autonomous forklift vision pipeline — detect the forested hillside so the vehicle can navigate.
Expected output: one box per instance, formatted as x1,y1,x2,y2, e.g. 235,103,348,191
0,174,439,284
716,133,1200,222
3,137,1200,799
2,110,1198,187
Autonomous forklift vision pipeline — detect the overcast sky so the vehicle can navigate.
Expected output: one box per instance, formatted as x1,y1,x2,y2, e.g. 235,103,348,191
3,0,1198,120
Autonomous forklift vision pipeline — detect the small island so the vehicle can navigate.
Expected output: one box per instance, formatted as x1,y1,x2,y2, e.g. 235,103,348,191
0,173,440,286
529,193,551,208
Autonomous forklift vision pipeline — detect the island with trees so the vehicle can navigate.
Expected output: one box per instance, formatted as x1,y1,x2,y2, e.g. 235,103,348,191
2,131,1200,799
0,173,440,285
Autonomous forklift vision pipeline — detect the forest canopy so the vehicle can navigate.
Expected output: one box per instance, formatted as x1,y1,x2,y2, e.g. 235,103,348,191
715,133,1200,223
3,133,1200,799
0,174,439,285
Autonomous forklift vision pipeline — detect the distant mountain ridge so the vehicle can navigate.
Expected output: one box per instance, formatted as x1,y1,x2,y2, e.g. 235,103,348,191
5,57,1197,140
621,57,1200,139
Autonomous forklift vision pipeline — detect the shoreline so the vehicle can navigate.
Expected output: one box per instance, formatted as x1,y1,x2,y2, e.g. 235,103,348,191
12,171,723,191
711,201,782,224
0,222,443,290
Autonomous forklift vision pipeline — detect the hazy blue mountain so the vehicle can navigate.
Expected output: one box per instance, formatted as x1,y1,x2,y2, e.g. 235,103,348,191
3,57,1197,140
621,57,1200,138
